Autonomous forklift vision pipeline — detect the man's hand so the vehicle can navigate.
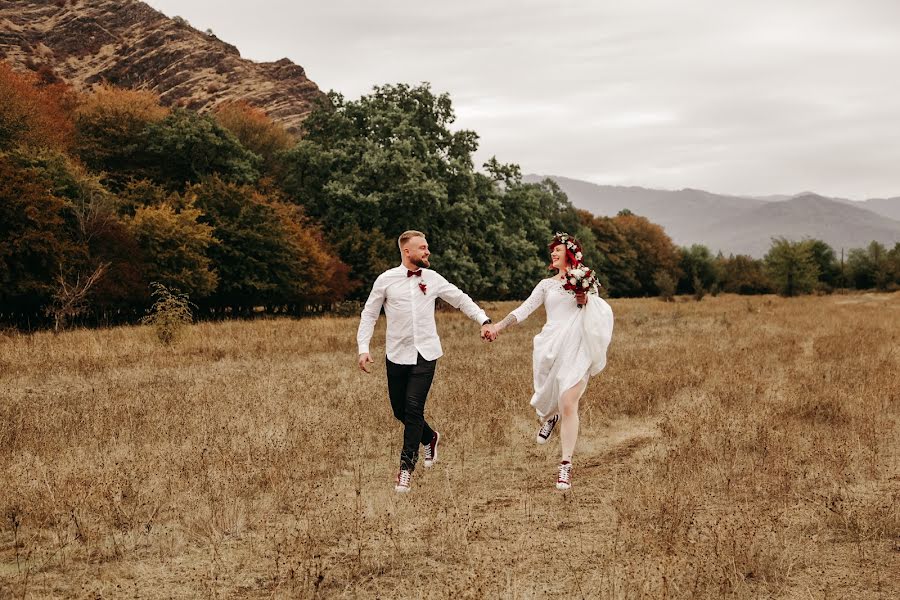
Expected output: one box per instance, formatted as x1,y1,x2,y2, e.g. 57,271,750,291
358,352,374,373
575,290,587,306
481,323,497,342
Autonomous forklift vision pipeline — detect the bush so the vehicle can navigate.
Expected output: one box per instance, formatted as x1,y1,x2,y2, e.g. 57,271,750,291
141,282,193,344
692,275,706,301
654,271,676,302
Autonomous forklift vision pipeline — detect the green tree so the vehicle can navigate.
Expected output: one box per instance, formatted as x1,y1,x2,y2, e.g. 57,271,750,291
279,84,554,298
189,177,350,309
764,237,819,296
889,243,900,287
803,239,840,291
847,241,893,290
490,178,556,297
718,254,772,295
116,179,187,217
0,155,83,316
280,85,477,229
143,109,261,190
329,223,396,289
73,85,169,186
129,201,218,299
676,244,718,296
1,149,135,320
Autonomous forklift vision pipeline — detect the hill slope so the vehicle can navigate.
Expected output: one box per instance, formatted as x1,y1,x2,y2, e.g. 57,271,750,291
0,0,326,132
702,193,900,256
859,197,900,221
526,175,900,256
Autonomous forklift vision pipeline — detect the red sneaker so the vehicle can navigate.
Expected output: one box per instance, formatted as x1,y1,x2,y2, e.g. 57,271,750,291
395,469,412,493
423,431,440,468
556,461,572,490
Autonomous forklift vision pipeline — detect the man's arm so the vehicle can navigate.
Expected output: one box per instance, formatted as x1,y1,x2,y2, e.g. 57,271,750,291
434,275,490,326
357,276,386,371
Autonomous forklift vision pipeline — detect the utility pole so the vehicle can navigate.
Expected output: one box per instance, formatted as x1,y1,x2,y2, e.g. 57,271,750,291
840,247,845,290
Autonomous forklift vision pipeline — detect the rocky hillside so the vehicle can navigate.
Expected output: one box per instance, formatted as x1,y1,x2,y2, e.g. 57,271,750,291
0,0,326,132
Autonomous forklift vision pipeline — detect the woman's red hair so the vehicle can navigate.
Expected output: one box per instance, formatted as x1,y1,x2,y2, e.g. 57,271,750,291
548,234,582,270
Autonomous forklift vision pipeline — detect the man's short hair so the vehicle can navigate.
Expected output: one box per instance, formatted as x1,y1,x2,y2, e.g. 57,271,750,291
398,230,426,249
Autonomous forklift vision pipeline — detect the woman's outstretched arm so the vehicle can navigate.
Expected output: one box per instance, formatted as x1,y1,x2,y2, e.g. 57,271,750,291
493,313,519,335
491,280,547,337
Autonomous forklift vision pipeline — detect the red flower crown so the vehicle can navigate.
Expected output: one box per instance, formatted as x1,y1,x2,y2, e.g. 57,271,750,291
548,232,584,269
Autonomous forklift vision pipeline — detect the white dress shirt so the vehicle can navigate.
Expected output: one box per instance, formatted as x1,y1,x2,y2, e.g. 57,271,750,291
357,265,490,364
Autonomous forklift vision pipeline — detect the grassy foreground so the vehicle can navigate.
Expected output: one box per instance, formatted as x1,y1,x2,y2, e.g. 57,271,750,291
1,292,898,599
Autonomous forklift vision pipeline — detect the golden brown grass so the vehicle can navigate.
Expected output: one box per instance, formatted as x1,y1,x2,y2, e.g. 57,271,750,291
1,292,898,598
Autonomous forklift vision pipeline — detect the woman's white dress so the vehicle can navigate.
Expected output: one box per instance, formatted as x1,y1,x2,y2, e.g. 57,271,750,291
510,278,614,421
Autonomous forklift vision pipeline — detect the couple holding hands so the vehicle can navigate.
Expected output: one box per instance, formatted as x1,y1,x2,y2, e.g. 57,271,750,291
356,230,614,492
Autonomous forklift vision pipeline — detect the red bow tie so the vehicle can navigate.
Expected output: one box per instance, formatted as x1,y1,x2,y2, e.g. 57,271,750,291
407,269,423,277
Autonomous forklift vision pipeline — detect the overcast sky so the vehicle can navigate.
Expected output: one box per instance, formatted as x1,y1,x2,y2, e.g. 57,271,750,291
145,0,900,200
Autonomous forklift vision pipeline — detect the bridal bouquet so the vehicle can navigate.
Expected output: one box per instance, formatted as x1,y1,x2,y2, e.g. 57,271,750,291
563,266,599,306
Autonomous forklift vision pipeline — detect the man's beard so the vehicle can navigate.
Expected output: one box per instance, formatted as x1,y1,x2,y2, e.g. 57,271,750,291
413,257,430,268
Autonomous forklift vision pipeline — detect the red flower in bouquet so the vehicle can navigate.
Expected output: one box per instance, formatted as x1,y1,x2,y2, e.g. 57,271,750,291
563,266,599,307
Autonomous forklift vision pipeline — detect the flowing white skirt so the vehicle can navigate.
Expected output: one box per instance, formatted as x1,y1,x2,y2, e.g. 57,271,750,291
529,295,614,420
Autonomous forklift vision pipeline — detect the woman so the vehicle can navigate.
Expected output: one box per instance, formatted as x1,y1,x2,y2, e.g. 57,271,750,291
488,233,614,490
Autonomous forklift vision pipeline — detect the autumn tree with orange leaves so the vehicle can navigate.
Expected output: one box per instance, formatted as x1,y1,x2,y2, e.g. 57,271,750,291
214,101,293,173
0,62,75,152
611,210,682,297
74,84,169,185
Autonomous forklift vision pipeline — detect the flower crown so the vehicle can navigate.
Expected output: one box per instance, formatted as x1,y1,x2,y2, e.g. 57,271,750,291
550,232,584,266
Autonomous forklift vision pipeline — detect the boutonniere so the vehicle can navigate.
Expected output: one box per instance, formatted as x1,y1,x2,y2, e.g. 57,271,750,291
419,282,427,294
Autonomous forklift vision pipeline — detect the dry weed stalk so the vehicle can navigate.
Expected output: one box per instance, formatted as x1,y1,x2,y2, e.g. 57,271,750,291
46,262,109,332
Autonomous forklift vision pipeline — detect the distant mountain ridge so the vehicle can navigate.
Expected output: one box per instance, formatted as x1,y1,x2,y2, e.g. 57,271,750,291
524,175,900,257
859,197,900,221
0,0,326,132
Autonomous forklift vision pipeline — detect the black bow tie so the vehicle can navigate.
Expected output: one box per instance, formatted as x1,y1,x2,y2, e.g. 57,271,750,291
407,269,422,278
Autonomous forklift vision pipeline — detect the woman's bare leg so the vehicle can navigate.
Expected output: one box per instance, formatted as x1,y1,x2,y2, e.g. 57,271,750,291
558,375,589,463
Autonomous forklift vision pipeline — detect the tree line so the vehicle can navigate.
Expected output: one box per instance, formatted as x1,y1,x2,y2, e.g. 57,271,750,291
1,62,898,328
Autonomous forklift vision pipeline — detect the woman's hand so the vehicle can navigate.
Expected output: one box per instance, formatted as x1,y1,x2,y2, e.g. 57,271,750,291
575,290,587,306
481,323,497,342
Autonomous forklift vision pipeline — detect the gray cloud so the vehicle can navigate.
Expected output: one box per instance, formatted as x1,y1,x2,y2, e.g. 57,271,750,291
146,0,900,199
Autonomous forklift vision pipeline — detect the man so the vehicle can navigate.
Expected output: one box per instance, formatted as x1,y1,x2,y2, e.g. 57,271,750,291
357,230,493,493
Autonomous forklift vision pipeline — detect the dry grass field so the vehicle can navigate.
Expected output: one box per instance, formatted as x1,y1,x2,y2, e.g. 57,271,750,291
1,292,898,599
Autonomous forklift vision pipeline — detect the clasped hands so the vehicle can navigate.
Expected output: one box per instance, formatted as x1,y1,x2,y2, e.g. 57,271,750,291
481,323,498,343
480,292,586,343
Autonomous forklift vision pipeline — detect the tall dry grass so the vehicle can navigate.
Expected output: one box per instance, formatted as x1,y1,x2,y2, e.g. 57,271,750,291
0,292,898,598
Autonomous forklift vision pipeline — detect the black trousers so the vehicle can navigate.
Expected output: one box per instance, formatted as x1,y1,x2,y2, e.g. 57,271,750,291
386,353,437,472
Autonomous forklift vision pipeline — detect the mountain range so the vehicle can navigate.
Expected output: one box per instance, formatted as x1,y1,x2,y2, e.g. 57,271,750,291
0,0,325,132
525,175,900,257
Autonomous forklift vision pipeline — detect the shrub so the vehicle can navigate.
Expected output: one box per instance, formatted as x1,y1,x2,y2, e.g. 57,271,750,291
141,282,194,344
654,271,676,302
